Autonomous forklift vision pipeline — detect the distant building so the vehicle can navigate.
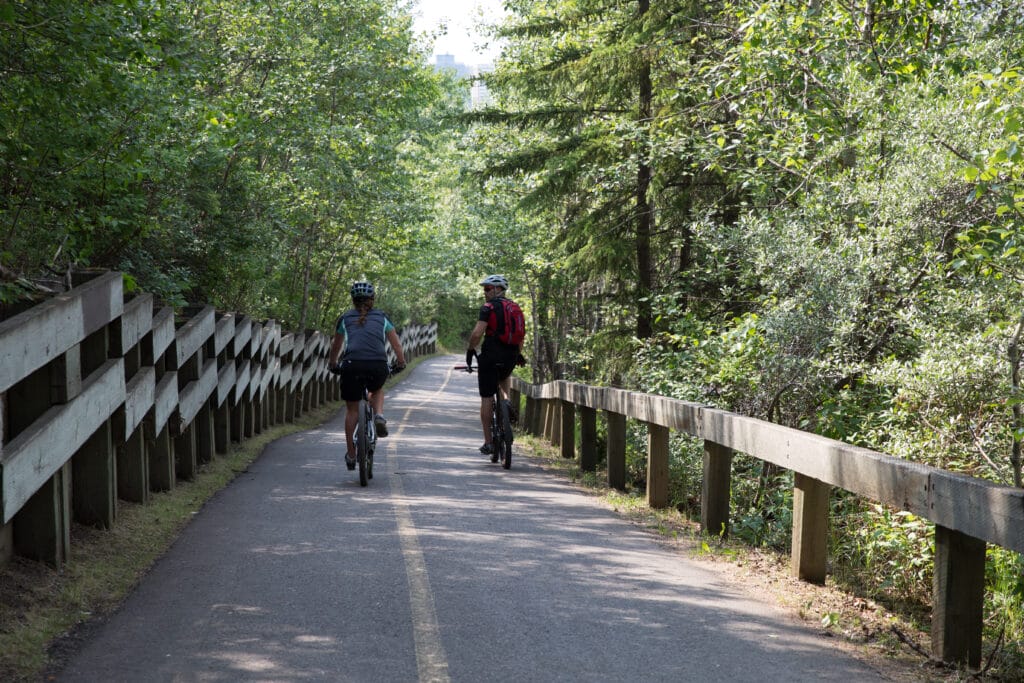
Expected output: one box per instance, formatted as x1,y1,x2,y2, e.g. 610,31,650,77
432,54,493,109
433,53,472,79
471,63,493,108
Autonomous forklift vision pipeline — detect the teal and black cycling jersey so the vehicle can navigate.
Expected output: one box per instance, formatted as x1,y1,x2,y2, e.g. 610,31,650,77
337,308,395,362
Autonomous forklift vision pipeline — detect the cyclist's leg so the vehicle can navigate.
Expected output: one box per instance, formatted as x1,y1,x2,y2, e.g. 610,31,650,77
339,361,364,464
343,401,359,448
494,345,516,401
362,360,387,411
480,396,493,441
364,361,390,435
478,360,499,451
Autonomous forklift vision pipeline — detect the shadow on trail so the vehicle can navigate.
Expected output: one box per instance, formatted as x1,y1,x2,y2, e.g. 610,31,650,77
55,356,887,683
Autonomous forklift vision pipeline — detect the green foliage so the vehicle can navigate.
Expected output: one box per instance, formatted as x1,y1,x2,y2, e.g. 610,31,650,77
5,0,1024,667
0,0,446,330
484,0,1024,661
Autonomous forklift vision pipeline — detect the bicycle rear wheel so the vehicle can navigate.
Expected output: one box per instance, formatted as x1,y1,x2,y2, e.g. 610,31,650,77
487,397,500,463
499,399,513,469
367,408,374,480
357,399,369,486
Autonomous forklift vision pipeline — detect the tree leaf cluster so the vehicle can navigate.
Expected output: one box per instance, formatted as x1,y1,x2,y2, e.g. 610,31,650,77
0,0,450,330
474,0,1024,663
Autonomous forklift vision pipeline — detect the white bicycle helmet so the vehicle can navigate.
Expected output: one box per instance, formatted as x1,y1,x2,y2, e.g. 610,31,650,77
479,274,508,290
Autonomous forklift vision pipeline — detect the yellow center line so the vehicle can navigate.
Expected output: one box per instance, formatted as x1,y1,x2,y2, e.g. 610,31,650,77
386,365,458,683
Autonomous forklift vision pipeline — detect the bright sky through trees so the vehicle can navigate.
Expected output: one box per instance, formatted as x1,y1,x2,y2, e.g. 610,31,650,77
412,0,505,64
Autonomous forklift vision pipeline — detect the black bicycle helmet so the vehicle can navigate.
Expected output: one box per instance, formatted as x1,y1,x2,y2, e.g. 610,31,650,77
350,281,375,299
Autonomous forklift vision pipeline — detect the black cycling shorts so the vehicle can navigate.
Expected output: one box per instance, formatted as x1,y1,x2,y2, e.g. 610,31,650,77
477,345,517,398
340,359,389,402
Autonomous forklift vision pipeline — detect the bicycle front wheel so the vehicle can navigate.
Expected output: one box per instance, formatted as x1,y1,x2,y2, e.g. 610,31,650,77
357,400,369,487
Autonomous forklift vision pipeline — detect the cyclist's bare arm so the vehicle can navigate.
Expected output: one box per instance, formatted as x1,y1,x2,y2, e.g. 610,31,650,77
467,320,486,353
386,328,406,366
328,333,344,367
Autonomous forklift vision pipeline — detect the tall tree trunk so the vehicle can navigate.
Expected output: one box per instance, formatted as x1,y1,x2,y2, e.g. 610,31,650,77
298,224,314,330
635,0,654,340
1009,312,1024,487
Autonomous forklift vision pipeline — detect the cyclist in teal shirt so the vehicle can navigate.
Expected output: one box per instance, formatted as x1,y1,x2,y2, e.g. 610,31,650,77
328,281,406,469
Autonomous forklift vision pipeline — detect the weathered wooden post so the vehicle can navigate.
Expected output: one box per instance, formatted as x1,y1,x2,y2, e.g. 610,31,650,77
71,303,119,528
231,385,246,442
244,387,256,438
279,333,294,423
579,405,598,472
510,387,522,425
12,465,70,566
791,473,829,584
646,423,669,509
150,309,178,491
8,342,81,564
541,399,553,442
148,423,174,491
701,440,733,537
170,306,216,480
560,400,575,460
214,401,231,454
291,334,306,420
250,324,265,434
175,423,197,480
213,312,234,455
606,411,627,491
526,395,540,436
116,421,149,504
239,336,256,439
195,396,215,464
932,526,985,668
549,400,562,447
72,421,117,528
114,294,154,503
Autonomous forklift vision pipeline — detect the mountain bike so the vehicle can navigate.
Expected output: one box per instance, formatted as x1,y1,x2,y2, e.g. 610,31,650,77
455,363,513,469
336,362,403,487
353,385,377,486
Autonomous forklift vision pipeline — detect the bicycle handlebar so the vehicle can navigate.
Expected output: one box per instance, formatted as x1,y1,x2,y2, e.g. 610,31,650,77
454,364,476,373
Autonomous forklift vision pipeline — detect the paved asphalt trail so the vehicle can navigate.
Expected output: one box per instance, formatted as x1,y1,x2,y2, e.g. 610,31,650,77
56,355,889,682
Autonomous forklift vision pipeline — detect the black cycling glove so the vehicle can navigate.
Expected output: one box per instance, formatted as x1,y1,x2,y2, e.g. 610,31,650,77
516,353,527,367
465,348,476,369
329,363,343,376
391,362,406,374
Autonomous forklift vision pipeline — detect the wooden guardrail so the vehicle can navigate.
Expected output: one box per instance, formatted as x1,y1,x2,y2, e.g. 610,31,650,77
0,271,437,570
510,377,1024,668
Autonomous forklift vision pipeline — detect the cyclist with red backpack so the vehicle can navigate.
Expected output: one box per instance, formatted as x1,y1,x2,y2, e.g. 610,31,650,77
466,274,526,456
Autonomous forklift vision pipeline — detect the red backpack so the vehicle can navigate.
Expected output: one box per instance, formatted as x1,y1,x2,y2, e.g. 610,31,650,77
492,297,526,347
